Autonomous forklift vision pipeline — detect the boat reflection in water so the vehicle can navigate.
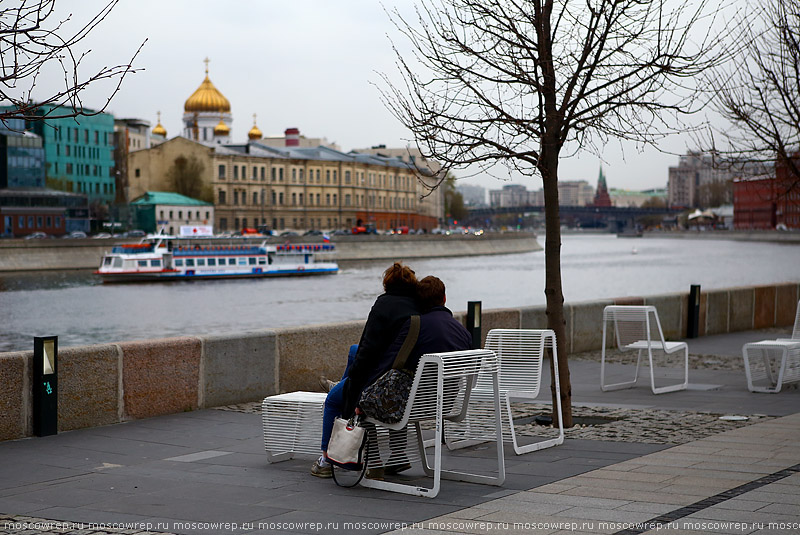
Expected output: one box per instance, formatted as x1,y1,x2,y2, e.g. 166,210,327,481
95,233,338,283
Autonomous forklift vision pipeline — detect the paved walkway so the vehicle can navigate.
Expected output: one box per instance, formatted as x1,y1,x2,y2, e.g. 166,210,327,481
1,330,799,535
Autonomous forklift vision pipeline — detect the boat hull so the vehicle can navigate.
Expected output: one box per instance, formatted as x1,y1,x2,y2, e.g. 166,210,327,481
96,265,338,283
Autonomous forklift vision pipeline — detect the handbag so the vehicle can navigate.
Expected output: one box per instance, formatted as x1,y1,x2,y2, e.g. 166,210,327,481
327,414,368,487
358,315,420,423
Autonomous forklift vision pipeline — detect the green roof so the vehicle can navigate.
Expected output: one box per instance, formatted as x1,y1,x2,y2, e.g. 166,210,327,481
131,191,212,206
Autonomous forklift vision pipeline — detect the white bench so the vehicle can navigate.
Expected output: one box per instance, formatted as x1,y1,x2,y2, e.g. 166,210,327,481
261,391,326,462
743,340,800,393
601,305,689,394
362,349,505,498
444,329,564,455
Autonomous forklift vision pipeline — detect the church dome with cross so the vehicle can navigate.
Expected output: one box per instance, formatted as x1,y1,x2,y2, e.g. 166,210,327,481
182,58,232,143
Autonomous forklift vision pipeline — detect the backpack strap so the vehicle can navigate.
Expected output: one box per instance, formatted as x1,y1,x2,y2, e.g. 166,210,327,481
391,315,420,370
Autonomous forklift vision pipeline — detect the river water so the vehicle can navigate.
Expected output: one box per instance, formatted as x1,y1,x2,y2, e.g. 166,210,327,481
1,234,798,352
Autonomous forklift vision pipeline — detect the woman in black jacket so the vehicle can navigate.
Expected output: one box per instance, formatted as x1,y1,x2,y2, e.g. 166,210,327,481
312,262,420,478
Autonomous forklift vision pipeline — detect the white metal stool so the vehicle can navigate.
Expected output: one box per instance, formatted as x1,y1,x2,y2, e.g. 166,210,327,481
262,391,327,462
742,340,800,393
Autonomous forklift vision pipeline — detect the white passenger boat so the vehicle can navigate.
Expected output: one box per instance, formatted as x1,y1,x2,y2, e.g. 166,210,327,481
95,234,338,282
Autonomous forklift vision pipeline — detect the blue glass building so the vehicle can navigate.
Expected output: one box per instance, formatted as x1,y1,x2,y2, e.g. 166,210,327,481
0,116,89,237
27,105,116,204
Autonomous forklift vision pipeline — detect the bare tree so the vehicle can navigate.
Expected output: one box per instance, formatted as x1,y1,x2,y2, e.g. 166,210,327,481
382,0,730,425
167,156,212,203
0,0,144,124
703,0,800,196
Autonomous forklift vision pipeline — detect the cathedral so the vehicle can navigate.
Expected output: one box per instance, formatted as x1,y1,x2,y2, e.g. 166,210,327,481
127,60,444,233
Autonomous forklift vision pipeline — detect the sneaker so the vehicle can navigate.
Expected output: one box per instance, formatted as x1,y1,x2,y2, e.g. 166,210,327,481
385,453,412,475
365,467,385,480
385,461,412,475
311,456,332,478
318,376,338,393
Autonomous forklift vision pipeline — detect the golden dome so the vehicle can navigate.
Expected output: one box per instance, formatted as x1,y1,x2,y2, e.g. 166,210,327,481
184,59,231,113
248,114,262,140
214,118,230,136
152,111,166,136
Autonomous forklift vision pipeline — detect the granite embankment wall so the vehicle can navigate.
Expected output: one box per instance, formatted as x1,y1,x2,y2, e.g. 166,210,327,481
1,282,797,442
0,232,539,272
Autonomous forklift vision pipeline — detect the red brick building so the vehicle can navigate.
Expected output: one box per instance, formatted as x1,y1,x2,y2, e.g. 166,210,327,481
733,157,800,229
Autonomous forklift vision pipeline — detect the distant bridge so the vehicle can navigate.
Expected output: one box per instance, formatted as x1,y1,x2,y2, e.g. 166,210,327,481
467,204,682,230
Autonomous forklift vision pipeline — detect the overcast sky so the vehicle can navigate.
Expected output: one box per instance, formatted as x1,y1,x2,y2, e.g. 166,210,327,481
30,0,731,192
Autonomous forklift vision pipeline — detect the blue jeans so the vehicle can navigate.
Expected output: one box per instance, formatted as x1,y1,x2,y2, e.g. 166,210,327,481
321,344,358,452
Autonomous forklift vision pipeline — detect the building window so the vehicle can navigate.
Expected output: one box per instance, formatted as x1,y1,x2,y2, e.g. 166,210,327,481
345,170,351,184
135,168,140,177
333,170,337,183
253,192,258,205
178,211,183,219
261,167,265,181
279,192,284,205
299,169,304,182
233,166,238,180
220,218,227,231
326,170,330,183
218,165,226,179
316,170,320,183
252,167,258,180
279,168,284,182
271,167,276,181
241,165,246,179
292,168,297,182
292,193,297,205
219,190,226,204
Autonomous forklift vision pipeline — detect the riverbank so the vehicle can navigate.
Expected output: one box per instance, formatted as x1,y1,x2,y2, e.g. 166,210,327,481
0,231,540,272
643,230,800,244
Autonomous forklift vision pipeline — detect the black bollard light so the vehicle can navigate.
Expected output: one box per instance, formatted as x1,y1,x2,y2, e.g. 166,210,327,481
466,301,482,349
33,336,58,436
687,285,701,339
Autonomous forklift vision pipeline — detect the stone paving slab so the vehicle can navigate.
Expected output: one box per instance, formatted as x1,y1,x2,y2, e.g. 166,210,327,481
384,413,800,535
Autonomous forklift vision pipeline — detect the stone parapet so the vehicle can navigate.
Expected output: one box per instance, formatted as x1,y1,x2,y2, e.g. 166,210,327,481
0,282,797,442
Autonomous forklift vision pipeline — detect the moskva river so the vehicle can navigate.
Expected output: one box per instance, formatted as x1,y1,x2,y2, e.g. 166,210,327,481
1,234,798,352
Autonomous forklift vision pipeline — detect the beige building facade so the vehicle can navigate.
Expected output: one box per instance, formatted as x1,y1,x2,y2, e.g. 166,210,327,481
128,137,438,233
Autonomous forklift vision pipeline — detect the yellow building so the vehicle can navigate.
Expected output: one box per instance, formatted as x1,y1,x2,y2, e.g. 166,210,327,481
128,61,442,233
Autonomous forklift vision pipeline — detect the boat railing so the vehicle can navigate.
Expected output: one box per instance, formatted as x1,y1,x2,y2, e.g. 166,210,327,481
275,244,335,254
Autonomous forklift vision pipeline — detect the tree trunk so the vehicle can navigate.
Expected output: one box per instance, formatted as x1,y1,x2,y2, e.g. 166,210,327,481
541,154,573,428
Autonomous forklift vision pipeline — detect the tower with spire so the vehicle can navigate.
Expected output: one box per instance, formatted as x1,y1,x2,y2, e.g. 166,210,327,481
593,164,612,207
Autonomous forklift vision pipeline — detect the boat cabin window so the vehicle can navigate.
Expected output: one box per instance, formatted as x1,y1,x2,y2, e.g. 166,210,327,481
208,258,216,266
103,257,112,266
258,257,266,265
228,258,236,265
175,259,183,267
138,260,148,267
151,259,161,267
248,257,256,265
186,259,195,267
238,258,247,266
113,257,122,268
197,258,206,266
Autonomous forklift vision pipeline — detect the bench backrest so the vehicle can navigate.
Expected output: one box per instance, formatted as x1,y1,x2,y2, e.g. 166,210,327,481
792,300,800,340
402,349,496,425
603,305,665,349
479,329,552,397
